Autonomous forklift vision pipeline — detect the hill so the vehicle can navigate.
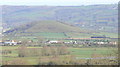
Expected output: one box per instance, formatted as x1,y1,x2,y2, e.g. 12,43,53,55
4,21,94,39
2,4,118,33
4,20,118,39
5,20,89,33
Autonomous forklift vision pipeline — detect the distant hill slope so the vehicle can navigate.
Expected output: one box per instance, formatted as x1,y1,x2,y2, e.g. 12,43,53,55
2,4,118,33
4,21,118,38
25,21,83,33
6,21,89,33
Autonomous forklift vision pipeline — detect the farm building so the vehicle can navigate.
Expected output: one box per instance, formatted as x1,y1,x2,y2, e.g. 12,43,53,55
47,40,63,44
4,40,18,45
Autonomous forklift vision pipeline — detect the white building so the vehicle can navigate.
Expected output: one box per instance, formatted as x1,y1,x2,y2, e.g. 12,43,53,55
4,40,17,45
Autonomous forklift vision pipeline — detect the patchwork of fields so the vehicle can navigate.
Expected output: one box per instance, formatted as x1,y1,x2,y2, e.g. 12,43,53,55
1,46,117,65
4,32,118,41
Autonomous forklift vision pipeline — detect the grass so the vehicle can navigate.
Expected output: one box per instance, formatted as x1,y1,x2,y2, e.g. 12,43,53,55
1,46,42,50
1,46,117,65
66,32,92,38
1,46,117,58
5,31,118,41
1,46,19,50
96,32,118,38
68,47,116,58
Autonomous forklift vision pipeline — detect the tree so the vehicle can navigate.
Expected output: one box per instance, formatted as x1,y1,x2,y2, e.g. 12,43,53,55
18,45,27,57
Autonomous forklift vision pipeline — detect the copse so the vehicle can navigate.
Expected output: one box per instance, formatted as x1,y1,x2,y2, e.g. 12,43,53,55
18,45,28,57
18,45,42,57
17,46,70,57
41,46,70,57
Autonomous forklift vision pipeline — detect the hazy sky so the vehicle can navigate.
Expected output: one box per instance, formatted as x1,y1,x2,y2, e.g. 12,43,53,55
0,0,119,6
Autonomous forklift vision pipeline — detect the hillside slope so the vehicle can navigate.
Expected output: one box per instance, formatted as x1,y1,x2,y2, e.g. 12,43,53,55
6,21,89,33
2,4,118,33
4,21,118,38
25,21,83,33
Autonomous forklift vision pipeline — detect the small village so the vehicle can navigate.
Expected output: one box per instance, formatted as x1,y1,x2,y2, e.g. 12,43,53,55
0,36,118,47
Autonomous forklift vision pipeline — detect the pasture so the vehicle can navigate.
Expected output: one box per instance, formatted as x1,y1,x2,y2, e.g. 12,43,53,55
1,46,117,57
4,32,118,42
1,46,117,65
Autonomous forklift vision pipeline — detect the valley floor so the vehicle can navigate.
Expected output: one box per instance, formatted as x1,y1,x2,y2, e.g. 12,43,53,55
0,46,118,65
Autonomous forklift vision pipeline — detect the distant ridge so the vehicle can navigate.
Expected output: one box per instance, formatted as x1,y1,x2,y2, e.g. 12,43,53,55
2,4,118,33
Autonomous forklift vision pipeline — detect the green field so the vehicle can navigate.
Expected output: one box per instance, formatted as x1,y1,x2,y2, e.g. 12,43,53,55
1,46,117,65
1,46,117,56
69,47,116,58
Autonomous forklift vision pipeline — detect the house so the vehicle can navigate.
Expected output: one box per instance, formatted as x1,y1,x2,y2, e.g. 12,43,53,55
109,41,117,45
47,40,63,44
4,40,18,45
0,40,4,46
